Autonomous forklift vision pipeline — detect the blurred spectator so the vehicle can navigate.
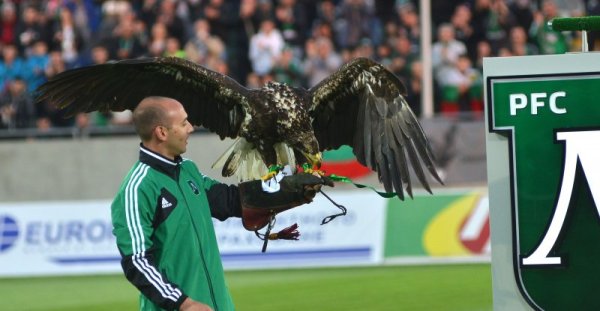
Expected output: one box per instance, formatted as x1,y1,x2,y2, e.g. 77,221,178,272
274,0,309,49
147,21,168,57
382,20,400,48
375,43,393,68
24,40,50,92
40,50,74,128
156,0,187,44
431,0,464,26
508,26,538,56
303,37,342,87
374,0,397,24
249,19,284,76
16,5,50,56
474,40,492,72
311,21,334,42
586,0,600,50
0,77,35,129
271,46,303,87
335,0,382,49
0,2,18,45
246,72,262,88
239,0,259,38
90,44,110,65
353,37,375,59
110,110,133,126
164,37,186,58
554,0,585,16
389,35,418,78
45,50,67,79
437,54,483,115
203,0,228,41
0,44,27,92
85,44,113,127
406,60,423,117
97,0,132,42
138,0,160,27
101,1,131,20
204,0,252,83
106,17,145,60
472,0,516,54
313,0,336,34
51,7,84,66
450,4,476,61
508,0,534,32
185,18,225,66
63,0,100,46
73,112,92,136
204,55,229,75
432,23,467,82
253,0,276,25
530,0,569,55
397,4,420,52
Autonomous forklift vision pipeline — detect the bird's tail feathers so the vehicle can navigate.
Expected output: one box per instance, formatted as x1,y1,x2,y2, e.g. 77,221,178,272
212,138,297,181
211,137,254,179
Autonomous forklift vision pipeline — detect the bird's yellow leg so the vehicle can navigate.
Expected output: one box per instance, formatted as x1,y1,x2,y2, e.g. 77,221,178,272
261,164,283,181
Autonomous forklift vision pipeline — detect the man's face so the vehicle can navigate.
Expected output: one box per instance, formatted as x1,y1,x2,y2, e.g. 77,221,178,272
163,104,194,158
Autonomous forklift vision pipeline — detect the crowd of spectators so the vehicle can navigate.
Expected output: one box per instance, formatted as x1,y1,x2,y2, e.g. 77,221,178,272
0,0,593,133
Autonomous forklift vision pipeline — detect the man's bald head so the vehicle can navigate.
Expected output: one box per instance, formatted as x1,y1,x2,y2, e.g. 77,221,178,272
133,96,182,142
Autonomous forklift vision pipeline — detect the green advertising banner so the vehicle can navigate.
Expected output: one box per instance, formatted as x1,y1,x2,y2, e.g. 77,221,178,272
488,73,600,310
384,191,489,258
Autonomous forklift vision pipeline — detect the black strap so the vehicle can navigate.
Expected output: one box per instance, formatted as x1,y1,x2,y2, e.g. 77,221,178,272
254,214,276,253
319,189,348,225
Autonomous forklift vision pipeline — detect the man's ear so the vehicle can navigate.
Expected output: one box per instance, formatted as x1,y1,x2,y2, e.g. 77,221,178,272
154,126,168,142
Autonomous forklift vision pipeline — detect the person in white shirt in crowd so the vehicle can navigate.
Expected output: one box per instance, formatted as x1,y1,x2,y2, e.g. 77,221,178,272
248,19,284,76
432,23,467,83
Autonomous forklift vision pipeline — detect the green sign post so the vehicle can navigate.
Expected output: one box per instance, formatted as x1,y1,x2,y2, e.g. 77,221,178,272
485,52,600,310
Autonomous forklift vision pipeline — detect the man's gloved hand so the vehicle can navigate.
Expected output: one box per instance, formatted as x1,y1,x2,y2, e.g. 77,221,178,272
238,173,334,231
279,173,334,202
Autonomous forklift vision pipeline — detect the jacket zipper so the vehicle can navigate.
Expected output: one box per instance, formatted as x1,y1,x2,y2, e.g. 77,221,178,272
178,182,218,311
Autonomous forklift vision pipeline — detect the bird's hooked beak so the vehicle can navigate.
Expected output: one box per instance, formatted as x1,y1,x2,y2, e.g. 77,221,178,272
303,152,322,169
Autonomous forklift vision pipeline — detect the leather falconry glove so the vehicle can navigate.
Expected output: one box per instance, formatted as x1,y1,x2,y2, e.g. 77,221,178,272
238,173,334,231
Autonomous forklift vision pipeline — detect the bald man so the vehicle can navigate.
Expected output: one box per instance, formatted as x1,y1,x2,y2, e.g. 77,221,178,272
111,96,326,311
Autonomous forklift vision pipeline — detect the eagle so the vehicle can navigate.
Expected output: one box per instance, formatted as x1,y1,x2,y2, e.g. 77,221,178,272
35,57,442,199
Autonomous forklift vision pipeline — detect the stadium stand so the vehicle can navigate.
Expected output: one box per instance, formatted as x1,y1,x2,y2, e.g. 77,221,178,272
0,0,586,135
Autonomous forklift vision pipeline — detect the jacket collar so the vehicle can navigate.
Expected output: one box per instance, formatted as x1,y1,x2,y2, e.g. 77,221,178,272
139,144,182,180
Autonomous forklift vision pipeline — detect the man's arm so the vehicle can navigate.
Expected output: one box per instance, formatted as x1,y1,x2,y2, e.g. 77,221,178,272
119,249,188,310
206,183,242,220
112,173,187,310
204,173,330,222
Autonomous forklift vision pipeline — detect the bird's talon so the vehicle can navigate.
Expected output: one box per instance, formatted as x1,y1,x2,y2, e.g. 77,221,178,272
303,165,325,177
261,171,278,181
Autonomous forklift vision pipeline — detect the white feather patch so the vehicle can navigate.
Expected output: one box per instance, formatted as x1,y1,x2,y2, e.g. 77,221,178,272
212,139,298,181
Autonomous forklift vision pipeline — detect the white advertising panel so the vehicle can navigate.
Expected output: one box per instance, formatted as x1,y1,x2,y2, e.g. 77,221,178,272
0,201,119,277
0,191,385,277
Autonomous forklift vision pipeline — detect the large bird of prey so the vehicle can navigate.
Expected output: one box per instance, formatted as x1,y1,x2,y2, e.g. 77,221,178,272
35,57,441,199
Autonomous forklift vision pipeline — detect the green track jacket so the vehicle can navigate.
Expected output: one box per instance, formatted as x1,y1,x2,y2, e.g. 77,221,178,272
112,145,241,311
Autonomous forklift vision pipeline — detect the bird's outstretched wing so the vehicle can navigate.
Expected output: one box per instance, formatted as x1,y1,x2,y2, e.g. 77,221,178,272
309,57,442,199
35,57,250,139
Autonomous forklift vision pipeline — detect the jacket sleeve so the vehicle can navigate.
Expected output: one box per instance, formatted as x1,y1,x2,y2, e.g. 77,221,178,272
111,174,187,310
206,182,242,221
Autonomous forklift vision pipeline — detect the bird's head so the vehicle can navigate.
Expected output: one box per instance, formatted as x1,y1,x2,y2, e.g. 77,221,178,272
291,133,322,169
